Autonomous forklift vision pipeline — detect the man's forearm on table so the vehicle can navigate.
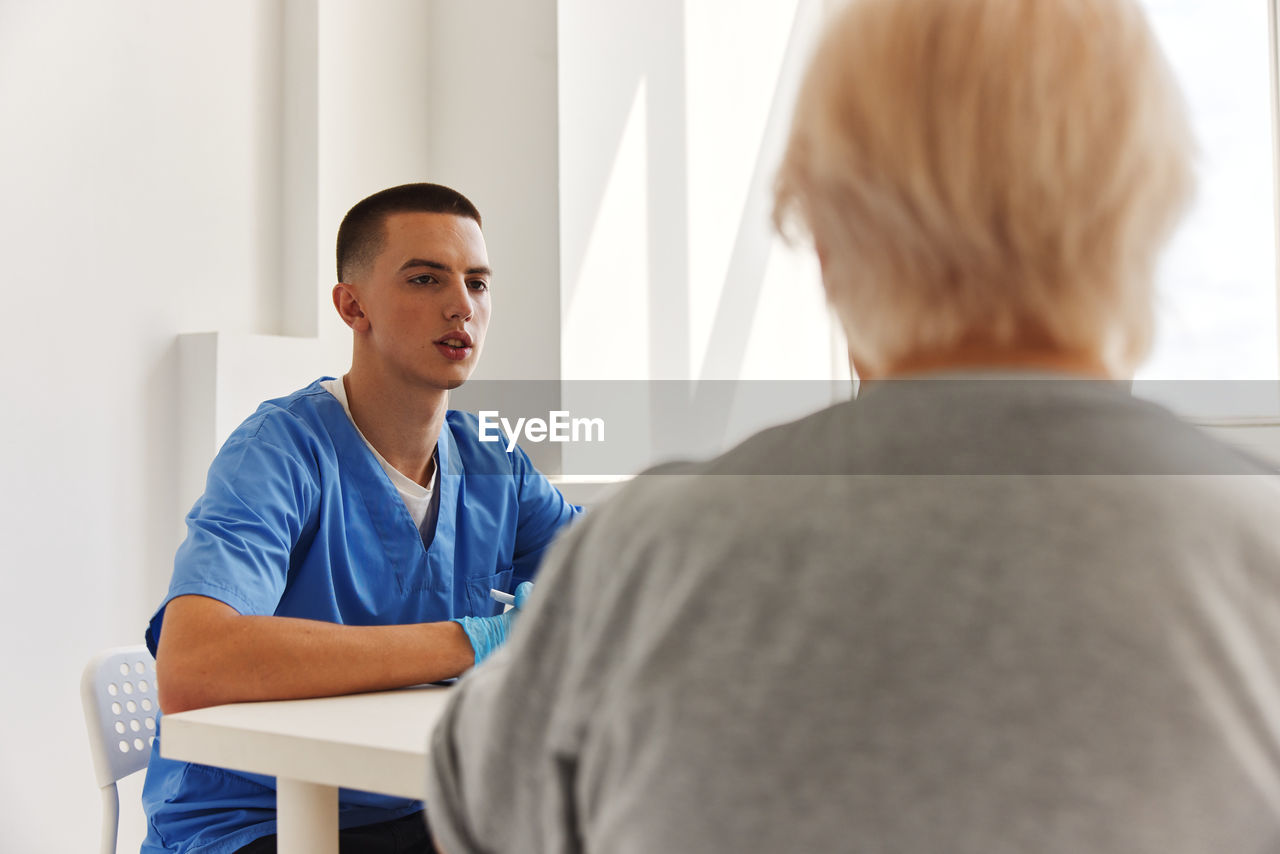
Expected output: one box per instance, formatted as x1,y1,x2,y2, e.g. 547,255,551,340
157,596,475,713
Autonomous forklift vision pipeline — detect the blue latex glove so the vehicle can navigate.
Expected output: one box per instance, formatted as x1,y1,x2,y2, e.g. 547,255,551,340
453,581,534,666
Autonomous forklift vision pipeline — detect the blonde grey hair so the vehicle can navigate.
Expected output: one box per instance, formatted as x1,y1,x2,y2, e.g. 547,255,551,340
774,0,1195,376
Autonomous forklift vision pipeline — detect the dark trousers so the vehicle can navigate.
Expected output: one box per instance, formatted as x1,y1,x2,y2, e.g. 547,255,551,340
235,810,432,853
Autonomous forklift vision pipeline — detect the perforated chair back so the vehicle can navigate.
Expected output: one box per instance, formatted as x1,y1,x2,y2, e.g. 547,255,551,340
81,645,158,854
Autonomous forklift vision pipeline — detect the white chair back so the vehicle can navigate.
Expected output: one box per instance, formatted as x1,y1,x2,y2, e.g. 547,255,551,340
81,645,158,854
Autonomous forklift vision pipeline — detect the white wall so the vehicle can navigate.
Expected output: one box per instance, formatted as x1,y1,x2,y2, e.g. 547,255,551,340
556,0,849,476
558,0,838,384
0,3,295,850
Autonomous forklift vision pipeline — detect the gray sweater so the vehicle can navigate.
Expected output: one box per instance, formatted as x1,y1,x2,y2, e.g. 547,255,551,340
426,376,1280,853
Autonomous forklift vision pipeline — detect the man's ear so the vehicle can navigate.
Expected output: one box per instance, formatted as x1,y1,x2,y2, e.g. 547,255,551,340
333,283,368,331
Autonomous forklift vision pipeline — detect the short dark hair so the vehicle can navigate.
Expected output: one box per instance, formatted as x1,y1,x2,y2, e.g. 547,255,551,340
335,183,483,282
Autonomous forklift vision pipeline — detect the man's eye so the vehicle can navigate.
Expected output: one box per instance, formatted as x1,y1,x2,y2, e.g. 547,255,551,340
468,280,489,291
409,275,437,286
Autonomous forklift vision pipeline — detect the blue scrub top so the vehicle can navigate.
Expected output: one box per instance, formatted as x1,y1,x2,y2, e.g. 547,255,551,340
140,379,581,854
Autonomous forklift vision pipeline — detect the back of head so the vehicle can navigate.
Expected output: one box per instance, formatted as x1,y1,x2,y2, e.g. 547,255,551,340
336,183,482,283
774,0,1194,376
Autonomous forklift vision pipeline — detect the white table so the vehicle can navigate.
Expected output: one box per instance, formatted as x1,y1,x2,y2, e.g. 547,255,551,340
160,685,453,854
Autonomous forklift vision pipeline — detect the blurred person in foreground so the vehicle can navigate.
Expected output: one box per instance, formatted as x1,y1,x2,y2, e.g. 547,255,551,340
425,1,1280,851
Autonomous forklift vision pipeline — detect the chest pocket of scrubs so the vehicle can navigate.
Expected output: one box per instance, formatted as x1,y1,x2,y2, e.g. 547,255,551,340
465,568,514,617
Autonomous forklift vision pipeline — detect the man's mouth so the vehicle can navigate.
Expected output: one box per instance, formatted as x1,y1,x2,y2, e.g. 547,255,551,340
434,332,474,361
434,330,474,348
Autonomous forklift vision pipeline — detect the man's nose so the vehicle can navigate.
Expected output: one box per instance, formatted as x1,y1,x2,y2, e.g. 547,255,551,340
444,281,473,320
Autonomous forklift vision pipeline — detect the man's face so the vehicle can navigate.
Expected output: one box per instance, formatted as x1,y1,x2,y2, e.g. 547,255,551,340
350,211,491,392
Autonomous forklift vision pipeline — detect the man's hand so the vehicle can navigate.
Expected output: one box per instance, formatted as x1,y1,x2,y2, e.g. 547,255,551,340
453,581,534,666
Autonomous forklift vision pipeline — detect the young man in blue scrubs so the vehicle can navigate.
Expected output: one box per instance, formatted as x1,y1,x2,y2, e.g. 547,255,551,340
139,183,580,854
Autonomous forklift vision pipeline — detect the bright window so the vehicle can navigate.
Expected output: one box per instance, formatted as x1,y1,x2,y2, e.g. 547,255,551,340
1135,1,1278,404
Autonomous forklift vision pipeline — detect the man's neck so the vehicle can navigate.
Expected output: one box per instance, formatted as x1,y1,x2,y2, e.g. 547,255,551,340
340,370,447,487
862,345,1116,383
